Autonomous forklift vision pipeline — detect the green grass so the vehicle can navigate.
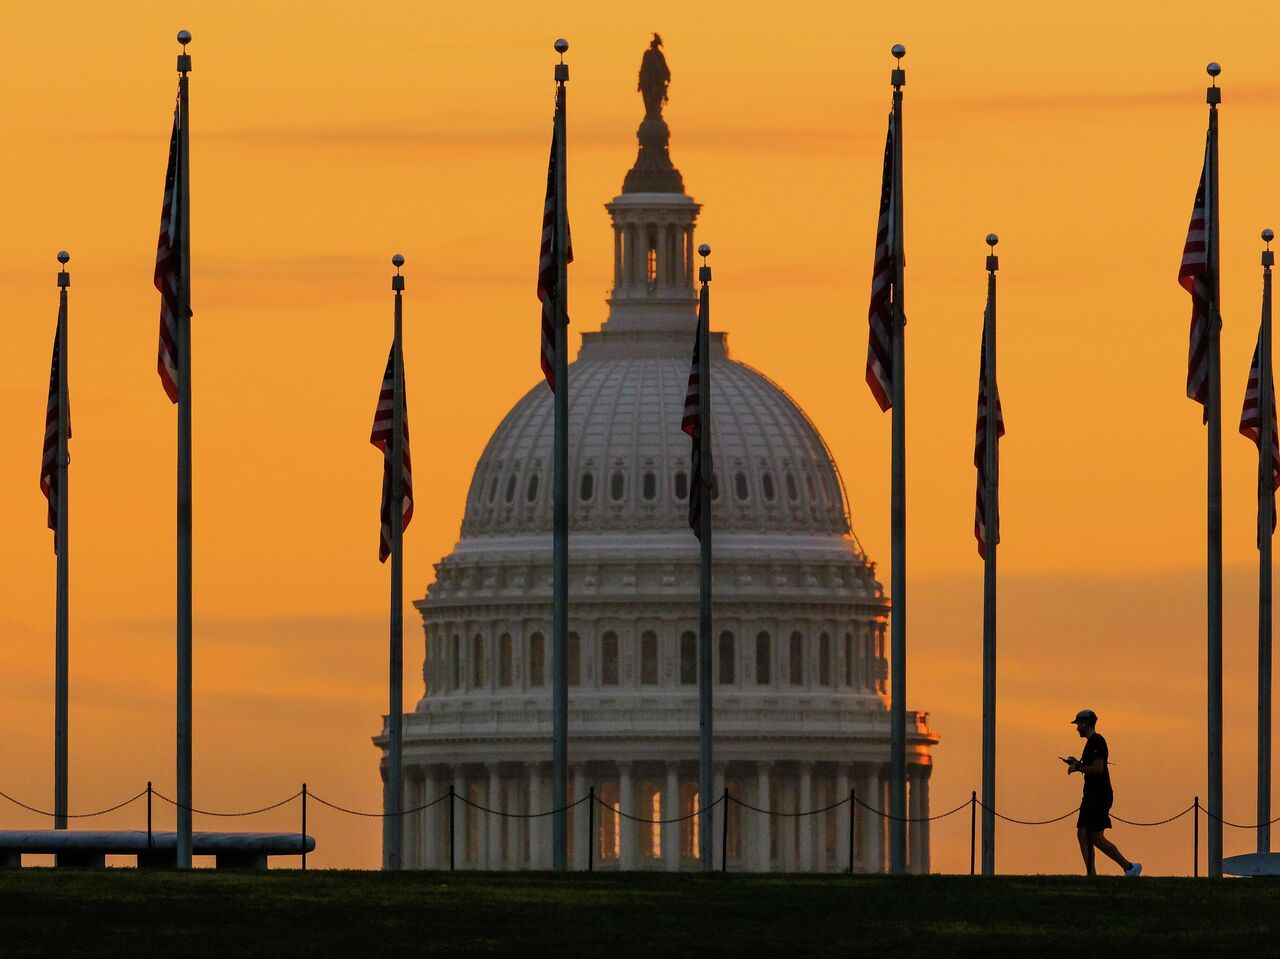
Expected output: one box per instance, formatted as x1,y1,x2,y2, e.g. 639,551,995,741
1,871,1277,957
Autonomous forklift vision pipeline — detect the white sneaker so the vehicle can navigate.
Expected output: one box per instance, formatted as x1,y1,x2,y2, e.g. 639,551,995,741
1124,862,1142,877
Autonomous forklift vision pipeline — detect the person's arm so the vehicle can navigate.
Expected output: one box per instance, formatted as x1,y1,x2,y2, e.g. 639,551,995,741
1068,757,1105,775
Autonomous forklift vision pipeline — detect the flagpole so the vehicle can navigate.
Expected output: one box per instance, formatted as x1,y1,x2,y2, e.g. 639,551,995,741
54,250,70,832
387,253,406,870
1259,228,1274,854
888,42,908,875
1205,61,1224,879
551,37,571,873
980,235,999,876
175,28,194,871
696,244,714,872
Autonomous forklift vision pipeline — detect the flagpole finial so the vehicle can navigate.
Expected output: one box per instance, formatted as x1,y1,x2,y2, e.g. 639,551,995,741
555,38,569,82
57,250,70,288
391,253,405,291
1264,230,1275,268
891,44,906,89
57,250,70,266
1206,61,1221,104
985,235,999,272
1207,61,1221,80
698,243,711,282
177,29,192,73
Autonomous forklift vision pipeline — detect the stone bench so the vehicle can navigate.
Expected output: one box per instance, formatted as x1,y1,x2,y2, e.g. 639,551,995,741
0,831,315,869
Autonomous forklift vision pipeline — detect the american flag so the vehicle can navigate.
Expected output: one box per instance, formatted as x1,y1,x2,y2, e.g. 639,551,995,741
974,307,1004,559
40,317,70,554
155,107,181,404
1179,137,1213,417
865,113,897,412
1240,326,1280,544
682,303,706,538
538,120,573,392
370,347,413,563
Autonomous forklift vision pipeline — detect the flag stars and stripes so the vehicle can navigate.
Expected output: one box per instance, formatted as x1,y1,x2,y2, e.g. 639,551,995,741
155,107,182,404
370,348,413,562
538,125,573,392
40,325,70,554
865,113,897,412
1241,331,1280,544
974,326,1004,559
1180,138,1214,415
682,311,705,538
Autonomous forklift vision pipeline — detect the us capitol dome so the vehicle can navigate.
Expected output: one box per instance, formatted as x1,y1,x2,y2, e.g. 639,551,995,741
377,36,937,873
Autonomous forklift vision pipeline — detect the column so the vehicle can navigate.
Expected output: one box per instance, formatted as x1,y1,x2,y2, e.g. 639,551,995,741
920,766,932,874
613,224,622,288
684,226,694,288
452,767,467,869
528,762,543,870
421,767,439,869
861,766,882,873
619,763,637,870
712,764,726,869
402,772,421,869
755,762,772,872
488,765,505,870
835,766,850,874
908,766,928,875
573,766,588,870
798,763,814,872
662,763,681,872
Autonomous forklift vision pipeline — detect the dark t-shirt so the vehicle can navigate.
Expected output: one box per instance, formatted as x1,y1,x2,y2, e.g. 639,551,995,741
1080,732,1112,799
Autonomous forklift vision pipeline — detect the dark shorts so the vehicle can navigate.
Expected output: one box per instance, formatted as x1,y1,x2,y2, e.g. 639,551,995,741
1078,794,1113,832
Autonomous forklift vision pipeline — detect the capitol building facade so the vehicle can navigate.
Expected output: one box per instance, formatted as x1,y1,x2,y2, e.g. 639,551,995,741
377,39,937,873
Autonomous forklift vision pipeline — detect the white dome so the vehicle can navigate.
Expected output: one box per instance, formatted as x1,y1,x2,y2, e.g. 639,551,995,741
461,330,856,541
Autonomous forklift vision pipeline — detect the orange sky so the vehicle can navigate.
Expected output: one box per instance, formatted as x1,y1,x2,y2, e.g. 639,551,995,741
3,0,1280,874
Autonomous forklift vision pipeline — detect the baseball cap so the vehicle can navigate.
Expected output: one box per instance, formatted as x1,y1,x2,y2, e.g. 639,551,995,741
1070,709,1097,725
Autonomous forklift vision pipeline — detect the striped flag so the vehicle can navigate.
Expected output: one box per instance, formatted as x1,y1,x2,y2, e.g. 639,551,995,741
974,306,1005,559
538,124,573,392
370,347,413,562
1240,328,1280,544
865,113,897,412
39,321,70,554
1179,137,1213,418
682,303,705,538
155,107,182,404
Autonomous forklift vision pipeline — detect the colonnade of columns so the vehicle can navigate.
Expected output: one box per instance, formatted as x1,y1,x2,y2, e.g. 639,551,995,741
397,759,931,874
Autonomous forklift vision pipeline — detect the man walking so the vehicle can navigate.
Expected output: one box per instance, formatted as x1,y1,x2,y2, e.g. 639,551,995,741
1065,709,1142,877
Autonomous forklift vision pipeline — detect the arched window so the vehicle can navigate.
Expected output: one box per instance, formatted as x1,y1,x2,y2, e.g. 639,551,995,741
505,474,517,503
680,631,697,685
487,477,498,503
471,634,485,689
734,472,749,502
530,632,546,688
789,632,804,686
806,474,817,500
718,631,735,685
785,473,799,502
526,474,539,503
451,634,461,690
755,633,771,685
499,633,514,687
601,631,619,686
818,632,832,686
580,472,595,501
646,239,658,290
610,471,626,502
640,631,659,685
762,473,776,502
675,471,688,501
642,471,657,501
568,632,581,687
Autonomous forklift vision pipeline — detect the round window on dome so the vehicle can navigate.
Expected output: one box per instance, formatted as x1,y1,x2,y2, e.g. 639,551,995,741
642,471,657,501
505,474,517,503
580,472,595,502
526,474,539,503
785,473,798,502
762,473,776,502
734,472,749,502
674,471,688,501
610,470,626,502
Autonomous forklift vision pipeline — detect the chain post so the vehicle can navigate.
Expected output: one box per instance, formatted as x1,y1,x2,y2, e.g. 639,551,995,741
449,785,456,872
301,783,308,871
970,791,977,876
1194,795,1200,878
721,788,729,873
849,789,856,874
147,781,153,848
588,786,595,873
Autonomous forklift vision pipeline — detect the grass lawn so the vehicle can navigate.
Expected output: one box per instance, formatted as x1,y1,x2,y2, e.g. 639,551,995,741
0,871,1276,957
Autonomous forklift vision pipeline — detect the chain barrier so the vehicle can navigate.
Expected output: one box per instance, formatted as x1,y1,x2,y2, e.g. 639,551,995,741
728,794,850,818
972,797,1080,826
456,792,592,819
0,788,147,820
1201,807,1280,829
307,790,451,819
597,792,725,824
152,789,302,818
1111,804,1195,827
854,794,975,823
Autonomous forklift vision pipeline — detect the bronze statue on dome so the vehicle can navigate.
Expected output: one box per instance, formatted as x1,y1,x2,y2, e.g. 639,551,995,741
638,33,670,120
